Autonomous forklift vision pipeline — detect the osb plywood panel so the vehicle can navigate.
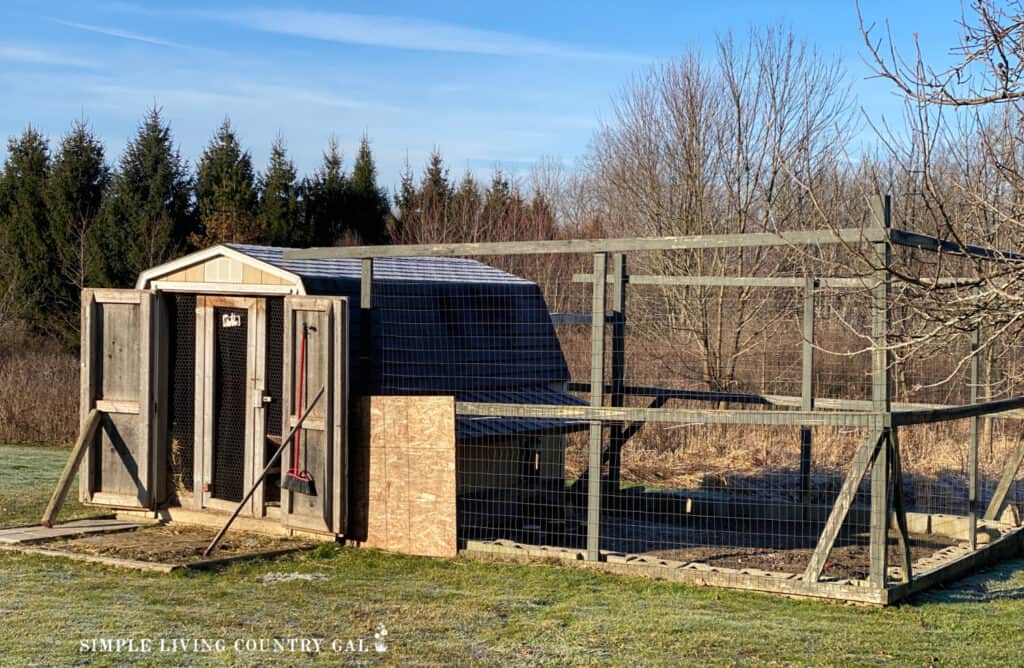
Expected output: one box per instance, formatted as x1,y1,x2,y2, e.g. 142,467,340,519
350,396,456,558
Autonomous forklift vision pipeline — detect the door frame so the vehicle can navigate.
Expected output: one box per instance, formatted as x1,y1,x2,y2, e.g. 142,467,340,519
193,295,267,516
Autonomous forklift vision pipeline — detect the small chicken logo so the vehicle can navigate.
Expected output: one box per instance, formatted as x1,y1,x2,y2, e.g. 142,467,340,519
373,624,388,653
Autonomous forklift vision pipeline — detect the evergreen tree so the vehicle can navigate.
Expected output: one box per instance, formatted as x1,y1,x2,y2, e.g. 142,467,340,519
195,117,259,245
0,127,53,331
102,107,194,286
46,120,111,347
258,135,301,246
452,171,483,241
345,134,389,244
305,137,347,246
421,149,452,206
390,158,417,242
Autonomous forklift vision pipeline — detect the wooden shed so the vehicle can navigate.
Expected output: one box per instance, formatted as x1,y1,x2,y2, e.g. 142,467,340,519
77,244,580,546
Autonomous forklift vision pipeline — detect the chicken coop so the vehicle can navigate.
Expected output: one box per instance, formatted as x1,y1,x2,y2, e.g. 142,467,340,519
76,244,580,546
71,195,1024,604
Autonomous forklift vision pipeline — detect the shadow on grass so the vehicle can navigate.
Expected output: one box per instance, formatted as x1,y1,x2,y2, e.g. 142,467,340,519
911,557,1024,604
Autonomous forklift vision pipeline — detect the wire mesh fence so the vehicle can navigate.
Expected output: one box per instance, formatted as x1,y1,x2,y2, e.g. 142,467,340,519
337,218,1024,599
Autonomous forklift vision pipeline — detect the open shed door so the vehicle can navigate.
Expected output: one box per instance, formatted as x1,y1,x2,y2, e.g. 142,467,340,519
79,288,162,508
282,296,348,534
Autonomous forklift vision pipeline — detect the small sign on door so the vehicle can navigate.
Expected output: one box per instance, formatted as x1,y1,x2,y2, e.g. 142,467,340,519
222,313,242,328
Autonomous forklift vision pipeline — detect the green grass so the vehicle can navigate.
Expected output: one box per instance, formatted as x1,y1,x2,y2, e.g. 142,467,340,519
0,443,110,529
1,444,1023,666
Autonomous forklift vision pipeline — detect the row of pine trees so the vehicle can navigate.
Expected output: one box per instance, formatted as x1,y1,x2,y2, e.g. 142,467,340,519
0,107,562,349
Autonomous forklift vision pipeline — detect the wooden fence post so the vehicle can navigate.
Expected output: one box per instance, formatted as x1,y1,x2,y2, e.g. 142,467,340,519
969,323,981,549
800,276,815,518
607,253,628,489
588,252,608,561
869,194,893,589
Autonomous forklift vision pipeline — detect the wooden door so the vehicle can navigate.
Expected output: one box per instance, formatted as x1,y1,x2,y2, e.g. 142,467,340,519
79,289,162,508
281,296,348,534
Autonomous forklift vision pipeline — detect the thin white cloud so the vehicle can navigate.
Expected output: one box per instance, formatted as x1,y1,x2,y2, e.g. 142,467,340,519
235,83,399,113
204,9,644,62
52,19,188,49
0,45,92,68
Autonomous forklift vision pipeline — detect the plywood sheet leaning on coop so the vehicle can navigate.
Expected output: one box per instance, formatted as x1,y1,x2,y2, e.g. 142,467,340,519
349,396,457,558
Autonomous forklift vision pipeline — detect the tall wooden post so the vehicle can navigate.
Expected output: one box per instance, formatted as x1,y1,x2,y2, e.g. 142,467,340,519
869,194,893,589
607,254,628,489
360,258,373,395
969,323,981,550
800,276,815,519
587,252,608,561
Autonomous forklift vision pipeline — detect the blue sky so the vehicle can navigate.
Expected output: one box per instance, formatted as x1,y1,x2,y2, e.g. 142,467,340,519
0,1,966,191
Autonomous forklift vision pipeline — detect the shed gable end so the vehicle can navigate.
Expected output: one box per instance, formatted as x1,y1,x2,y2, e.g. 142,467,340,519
136,247,303,294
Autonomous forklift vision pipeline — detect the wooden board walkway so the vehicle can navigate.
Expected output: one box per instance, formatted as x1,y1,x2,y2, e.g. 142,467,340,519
0,519,141,545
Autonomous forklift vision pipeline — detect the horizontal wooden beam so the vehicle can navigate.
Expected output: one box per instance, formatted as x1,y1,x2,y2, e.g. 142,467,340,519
551,313,613,326
889,229,1024,262
455,401,884,427
565,382,1024,420
284,228,885,260
570,274,877,289
892,395,1024,426
572,273,975,290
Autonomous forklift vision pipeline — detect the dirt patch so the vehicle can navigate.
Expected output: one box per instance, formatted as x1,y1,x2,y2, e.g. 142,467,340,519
46,523,317,564
648,532,961,581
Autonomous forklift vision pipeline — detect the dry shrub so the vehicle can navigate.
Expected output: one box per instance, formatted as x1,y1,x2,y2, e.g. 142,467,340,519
0,322,78,444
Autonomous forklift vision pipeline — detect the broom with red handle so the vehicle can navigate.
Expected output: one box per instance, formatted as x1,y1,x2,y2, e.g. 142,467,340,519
282,323,316,496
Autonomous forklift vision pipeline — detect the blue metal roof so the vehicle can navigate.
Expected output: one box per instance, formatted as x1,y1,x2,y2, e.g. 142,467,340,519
226,244,532,290
227,244,585,440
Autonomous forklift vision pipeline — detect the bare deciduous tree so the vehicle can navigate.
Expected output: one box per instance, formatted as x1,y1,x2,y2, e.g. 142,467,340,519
858,0,1024,398
588,25,854,393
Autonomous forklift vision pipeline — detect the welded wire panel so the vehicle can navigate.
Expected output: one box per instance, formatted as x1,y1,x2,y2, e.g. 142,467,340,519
353,241,1024,595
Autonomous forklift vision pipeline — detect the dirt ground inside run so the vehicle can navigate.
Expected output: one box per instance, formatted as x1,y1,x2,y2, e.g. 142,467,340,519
47,524,316,564
646,532,959,580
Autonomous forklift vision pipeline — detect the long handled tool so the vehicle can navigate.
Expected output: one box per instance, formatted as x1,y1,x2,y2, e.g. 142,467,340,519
282,323,317,496
203,385,325,557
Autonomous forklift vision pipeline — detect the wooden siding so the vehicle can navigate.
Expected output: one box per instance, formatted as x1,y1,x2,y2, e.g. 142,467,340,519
158,256,295,288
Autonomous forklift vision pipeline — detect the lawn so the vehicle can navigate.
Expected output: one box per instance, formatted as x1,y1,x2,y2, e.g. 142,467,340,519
1,444,1023,666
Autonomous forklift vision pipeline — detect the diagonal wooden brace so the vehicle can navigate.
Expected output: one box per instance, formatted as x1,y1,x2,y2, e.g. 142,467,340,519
888,430,913,583
42,409,102,528
984,431,1024,521
804,429,886,583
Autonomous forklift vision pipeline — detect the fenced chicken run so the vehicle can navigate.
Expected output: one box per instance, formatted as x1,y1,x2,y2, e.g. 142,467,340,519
61,195,1024,604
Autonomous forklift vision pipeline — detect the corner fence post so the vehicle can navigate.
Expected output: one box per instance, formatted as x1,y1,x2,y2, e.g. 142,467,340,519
800,276,815,520
869,194,893,589
969,323,981,550
607,253,628,489
588,252,608,561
